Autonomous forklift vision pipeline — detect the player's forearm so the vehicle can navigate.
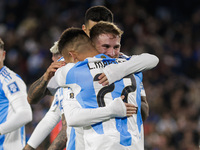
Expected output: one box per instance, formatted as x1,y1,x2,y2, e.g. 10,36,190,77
48,115,67,150
64,97,126,127
48,129,67,150
127,53,159,72
104,53,159,84
0,97,32,134
27,110,61,149
0,108,32,134
141,96,149,121
28,75,50,104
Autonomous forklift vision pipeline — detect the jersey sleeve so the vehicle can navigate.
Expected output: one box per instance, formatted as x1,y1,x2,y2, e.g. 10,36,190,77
47,76,59,95
0,75,32,134
55,63,75,87
27,106,61,148
62,88,127,127
50,88,64,114
27,89,63,148
103,53,159,85
3,75,27,103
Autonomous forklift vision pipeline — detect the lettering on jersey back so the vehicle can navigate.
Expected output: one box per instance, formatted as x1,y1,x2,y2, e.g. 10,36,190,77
88,59,126,70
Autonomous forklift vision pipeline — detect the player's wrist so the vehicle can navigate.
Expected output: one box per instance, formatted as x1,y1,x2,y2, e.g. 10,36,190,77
107,97,126,118
43,72,51,82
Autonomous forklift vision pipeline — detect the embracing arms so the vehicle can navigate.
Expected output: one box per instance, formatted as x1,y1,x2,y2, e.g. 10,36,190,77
0,96,32,135
99,53,159,85
28,61,65,104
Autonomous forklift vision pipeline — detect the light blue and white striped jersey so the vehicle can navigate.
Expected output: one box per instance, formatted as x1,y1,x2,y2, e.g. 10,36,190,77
0,66,27,150
50,87,85,150
49,57,65,116
55,54,144,150
50,88,64,115
47,57,85,150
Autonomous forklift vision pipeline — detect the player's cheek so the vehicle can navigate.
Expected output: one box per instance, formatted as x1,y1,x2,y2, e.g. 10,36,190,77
115,49,120,55
101,48,108,54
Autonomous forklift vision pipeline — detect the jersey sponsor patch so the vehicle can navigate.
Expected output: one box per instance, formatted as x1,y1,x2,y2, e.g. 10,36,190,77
7,81,20,94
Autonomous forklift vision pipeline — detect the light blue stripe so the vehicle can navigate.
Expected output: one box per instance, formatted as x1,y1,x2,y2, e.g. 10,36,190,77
134,73,143,133
0,66,5,72
66,60,104,134
0,134,5,150
0,81,9,125
91,122,104,134
116,117,132,146
57,57,64,62
0,70,8,150
0,67,12,81
16,74,22,79
113,79,132,146
20,126,25,146
67,128,76,150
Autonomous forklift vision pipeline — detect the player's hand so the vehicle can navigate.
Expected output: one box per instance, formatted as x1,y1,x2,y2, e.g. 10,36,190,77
44,61,66,81
124,103,138,117
120,95,137,117
98,73,109,86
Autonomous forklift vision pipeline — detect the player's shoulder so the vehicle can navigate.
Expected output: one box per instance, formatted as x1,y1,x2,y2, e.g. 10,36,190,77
0,66,26,95
0,66,23,84
55,63,75,86
86,54,107,62
56,63,75,75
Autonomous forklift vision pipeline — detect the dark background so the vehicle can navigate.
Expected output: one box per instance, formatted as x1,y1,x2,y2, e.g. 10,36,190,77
0,0,199,149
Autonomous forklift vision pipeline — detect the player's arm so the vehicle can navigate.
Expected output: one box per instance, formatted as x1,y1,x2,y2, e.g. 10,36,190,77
48,115,67,150
55,67,136,127
139,82,149,121
0,77,32,135
141,96,149,121
24,98,62,149
99,53,159,85
48,89,67,150
0,96,32,135
28,61,65,104
62,88,136,127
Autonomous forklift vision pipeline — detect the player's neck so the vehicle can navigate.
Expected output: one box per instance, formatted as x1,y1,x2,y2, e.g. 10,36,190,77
79,44,99,60
77,49,99,61
87,49,99,57
0,64,3,70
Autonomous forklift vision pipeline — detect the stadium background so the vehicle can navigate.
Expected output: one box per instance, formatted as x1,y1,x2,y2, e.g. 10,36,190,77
0,0,200,149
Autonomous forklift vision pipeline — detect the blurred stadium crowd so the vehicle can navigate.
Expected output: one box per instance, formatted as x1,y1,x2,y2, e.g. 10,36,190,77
0,0,199,149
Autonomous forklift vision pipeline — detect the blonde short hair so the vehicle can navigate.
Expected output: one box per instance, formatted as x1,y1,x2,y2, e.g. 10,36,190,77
0,38,4,50
90,21,123,41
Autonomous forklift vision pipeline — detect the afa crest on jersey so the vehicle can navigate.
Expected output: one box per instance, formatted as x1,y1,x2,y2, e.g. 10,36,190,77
7,82,20,94
70,92,74,99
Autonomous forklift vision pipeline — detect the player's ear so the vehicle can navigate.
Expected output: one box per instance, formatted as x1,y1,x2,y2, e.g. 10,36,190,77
69,51,77,62
82,24,86,33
